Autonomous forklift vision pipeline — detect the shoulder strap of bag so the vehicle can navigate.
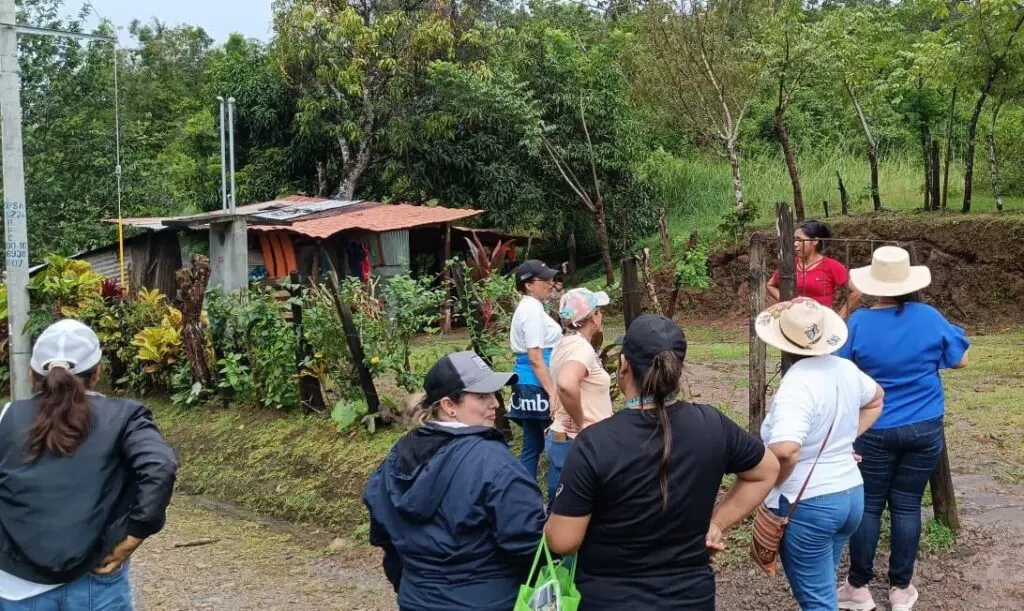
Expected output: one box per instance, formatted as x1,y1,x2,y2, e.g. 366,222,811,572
785,389,840,520
0,401,11,426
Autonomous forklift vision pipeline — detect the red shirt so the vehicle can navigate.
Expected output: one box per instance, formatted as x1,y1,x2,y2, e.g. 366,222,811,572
770,256,849,308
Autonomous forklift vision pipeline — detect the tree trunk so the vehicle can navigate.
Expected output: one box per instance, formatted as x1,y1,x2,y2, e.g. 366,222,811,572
963,11,1024,211
594,198,615,287
867,145,881,212
775,106,804,221
920,119,931,211
931,139,941,213
725,139,746,213
337,142,372,200
846,82,882,211
987,101,1004,212
962,88,989,214
942,86,957,211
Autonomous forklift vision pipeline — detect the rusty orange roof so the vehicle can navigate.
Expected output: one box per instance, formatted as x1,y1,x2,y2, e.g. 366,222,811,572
251,203,484,239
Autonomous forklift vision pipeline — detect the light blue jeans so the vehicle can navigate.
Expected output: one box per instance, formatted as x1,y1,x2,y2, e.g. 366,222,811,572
544,429,574,502
1,562,132,610
777,487,864,611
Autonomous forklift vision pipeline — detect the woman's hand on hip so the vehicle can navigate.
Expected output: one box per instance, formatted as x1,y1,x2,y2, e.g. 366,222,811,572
705,521,726,556
93,535,144,575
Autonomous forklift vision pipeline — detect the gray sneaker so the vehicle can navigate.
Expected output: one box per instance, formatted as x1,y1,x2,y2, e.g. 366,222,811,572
838,580,876,610
889,584,919,611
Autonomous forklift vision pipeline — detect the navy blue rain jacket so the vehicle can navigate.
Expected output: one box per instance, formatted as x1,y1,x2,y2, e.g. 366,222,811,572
363,424,546,610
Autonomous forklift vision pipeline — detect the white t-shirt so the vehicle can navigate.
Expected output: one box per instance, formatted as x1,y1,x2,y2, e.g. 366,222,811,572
760,355,878,509
509,296,562,354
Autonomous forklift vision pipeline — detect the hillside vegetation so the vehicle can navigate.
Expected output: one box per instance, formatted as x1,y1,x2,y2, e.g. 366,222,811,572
7,0,1024,270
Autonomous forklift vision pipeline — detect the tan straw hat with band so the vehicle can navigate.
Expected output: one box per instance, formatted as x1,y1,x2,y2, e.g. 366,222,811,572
850,246,931,297
755,297,848,356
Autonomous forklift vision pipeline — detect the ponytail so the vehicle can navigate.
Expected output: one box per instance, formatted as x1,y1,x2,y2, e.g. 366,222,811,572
27,366,95,461
404,390,466,429
638,350,685,514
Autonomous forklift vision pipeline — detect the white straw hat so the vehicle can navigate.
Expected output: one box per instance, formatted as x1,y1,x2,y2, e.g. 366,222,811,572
755,297,847,356
850,246,931,297
30,319,103,375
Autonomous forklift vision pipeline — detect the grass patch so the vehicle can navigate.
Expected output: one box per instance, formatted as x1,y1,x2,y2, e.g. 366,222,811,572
919,519,956,555
650,151,1024,245
153,400,402,538
941,328,1024,480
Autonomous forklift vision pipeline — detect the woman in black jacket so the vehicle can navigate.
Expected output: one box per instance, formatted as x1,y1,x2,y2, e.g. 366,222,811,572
0,319,177,610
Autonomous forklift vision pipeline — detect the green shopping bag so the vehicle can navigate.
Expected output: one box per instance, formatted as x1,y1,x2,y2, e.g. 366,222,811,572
513,537,581,611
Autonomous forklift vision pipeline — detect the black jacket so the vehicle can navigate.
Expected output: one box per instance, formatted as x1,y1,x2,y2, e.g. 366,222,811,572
0,395,177,584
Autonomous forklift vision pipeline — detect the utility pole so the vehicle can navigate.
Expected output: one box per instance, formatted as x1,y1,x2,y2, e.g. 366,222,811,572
0,0,114,399
227,97,237,212
217,96,228,211
1,0,32,399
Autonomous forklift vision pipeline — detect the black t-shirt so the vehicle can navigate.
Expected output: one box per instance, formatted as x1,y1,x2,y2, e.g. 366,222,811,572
551,401,766,610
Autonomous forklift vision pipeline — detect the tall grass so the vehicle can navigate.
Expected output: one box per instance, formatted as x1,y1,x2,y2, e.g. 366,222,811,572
644,149,1024,241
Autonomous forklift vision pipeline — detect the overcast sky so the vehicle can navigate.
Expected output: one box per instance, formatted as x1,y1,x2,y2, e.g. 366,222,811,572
85,0,273,43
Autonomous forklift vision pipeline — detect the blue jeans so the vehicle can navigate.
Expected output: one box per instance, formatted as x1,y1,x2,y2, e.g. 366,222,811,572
848,418,944,589
516,419,547,479
1,562,132,610
777,487,864,611
544,430,574,502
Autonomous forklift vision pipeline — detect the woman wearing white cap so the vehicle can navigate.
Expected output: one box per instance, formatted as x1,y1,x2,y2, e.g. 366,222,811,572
755,298,884,610
0,319,177,610
836,247,970,611
545,288,613,500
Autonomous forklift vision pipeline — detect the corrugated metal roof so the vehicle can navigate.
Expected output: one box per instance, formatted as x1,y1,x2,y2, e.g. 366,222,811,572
108,218,172,231
250,204,484,239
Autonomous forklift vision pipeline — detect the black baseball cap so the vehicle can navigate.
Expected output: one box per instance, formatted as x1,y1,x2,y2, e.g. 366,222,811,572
621,314,687,382
516,260,558,282
424,351,518,406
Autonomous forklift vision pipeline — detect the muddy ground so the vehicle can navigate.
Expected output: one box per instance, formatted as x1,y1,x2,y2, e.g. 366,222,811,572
135,349,1024,611
136,329,1024,609
133,476,1024,610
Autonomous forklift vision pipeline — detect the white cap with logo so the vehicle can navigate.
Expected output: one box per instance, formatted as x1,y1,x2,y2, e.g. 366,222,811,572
30,319,103,375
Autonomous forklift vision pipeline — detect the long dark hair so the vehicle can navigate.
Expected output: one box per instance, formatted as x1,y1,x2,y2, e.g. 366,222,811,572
636,350,685,513
797,219,832,253
27,366,95,461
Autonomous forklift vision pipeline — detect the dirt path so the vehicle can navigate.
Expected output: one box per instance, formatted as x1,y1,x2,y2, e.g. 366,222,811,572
132,496,394,610
136,474,1024,611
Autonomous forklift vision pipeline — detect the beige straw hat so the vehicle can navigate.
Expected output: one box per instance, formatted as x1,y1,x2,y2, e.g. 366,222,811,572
850,246,931,297
755,297,848,356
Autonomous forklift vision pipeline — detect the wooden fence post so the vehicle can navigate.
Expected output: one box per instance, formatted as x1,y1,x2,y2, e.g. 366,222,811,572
289,271,326,412
621,257,642,330
837,171,851,216
775,202,797,374
567,231,577,285
748,232,768,435
822,200,830,218
440,223,452,333
904,242,959,529
319,245,381,417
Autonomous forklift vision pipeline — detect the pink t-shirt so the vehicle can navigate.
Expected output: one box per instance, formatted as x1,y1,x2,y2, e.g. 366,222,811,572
770,256,849,308
549,335,613,437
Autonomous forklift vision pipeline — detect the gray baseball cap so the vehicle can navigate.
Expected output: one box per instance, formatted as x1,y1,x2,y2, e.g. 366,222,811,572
30,319,103,375
424,351,518,406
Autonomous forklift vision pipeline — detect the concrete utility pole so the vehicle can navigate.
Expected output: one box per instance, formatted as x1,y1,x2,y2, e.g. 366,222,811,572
0,0,115,399
1,0,32,399
217,96,228,211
